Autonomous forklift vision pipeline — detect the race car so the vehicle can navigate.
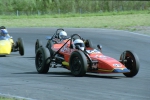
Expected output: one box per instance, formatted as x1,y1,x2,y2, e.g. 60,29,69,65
35,28,139,77
0,36,24,56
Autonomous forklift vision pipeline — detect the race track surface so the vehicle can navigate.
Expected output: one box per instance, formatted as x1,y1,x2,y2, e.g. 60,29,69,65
0,28,150,100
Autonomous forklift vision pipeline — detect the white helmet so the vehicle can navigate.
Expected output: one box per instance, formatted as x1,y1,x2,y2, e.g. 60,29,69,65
73,39,85,51
59,31,67,39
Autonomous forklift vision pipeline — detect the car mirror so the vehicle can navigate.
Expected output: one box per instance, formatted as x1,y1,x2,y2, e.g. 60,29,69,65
97,44,102,49
97,44,102,52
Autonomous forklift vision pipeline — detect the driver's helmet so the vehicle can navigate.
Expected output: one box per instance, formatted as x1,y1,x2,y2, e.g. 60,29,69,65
59,31,67,39
73,39,85,51
0,29,8,37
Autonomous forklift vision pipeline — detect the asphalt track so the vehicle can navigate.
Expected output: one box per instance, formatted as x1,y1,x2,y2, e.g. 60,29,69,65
0,28,150,100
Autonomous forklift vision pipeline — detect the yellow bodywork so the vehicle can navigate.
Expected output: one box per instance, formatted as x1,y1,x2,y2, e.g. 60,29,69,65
0,38,14,55
62,61,69,66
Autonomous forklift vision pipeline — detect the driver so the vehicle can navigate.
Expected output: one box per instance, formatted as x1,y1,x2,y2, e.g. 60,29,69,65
0,26,11,40
59,31,67,40
54,30,68,43
73,39,85,51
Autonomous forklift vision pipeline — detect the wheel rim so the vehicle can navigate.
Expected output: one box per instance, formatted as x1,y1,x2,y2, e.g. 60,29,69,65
72,57,81,71
125,53,135,70
125,57,133,70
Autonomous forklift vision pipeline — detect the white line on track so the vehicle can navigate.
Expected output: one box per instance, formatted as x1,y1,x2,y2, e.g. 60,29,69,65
100,28,150,37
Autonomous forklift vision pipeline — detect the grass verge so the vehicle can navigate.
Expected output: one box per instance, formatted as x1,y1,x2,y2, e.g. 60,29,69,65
0,10,150,35
0,96,24,100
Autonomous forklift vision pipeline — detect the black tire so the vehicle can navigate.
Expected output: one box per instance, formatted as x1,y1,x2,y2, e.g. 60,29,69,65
120,50,140,77
35,39,42,54
35,47,50,74
85,39,94,48
69,51,88,77
46,40,55,56
18,38,24,56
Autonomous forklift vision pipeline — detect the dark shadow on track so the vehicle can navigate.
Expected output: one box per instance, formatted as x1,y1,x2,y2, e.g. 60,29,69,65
0,54,28,57
0,54,20,57
0,55,6,57
12,72,38,74
47,72,73,77
22,57,35,58
12,71,125,79
85,74,124,79
12,71,71,76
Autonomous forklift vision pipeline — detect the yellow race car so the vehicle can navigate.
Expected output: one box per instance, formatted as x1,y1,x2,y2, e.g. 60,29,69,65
0,36,24,56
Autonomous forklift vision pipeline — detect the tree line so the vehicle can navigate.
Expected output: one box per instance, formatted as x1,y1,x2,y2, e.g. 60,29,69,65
0,0,150,14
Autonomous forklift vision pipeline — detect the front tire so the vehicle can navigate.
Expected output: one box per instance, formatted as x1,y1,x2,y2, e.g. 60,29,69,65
35,47,50,73
120,50,140,77
69,51,88,77
18,38,24,56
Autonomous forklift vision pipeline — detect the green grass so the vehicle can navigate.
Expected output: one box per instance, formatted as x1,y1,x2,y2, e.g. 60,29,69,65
0,10,150,34
0,10,149,19
0,96,25,100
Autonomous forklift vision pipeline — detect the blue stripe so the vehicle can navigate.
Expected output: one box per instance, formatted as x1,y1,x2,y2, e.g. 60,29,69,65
113,68,130,73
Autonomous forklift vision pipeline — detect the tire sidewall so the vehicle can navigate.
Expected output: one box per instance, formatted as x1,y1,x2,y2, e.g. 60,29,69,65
46,40,54,56
18,38,24,56
35,39,42,54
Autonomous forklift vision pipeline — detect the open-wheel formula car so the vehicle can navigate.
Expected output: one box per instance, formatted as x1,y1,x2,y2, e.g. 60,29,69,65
35,28,139,77
0,36,24,56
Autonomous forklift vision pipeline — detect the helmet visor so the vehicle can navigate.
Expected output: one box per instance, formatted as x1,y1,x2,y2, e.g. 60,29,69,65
60,35,67,39
74,43,85,47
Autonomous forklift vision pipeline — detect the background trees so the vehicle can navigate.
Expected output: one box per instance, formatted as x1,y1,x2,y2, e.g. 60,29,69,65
0,0,149,15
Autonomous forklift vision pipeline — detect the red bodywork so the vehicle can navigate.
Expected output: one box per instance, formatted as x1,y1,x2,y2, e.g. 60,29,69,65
51,40,129,74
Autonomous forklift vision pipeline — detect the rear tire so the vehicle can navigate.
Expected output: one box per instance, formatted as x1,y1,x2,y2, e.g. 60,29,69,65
46,40,55,56
18,38,24,56
35,47,50,74
120,50,140,77
69,51,88,77
35,39,42,54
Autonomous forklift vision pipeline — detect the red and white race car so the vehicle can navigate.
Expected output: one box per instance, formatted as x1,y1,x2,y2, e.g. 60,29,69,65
35,28,139,77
